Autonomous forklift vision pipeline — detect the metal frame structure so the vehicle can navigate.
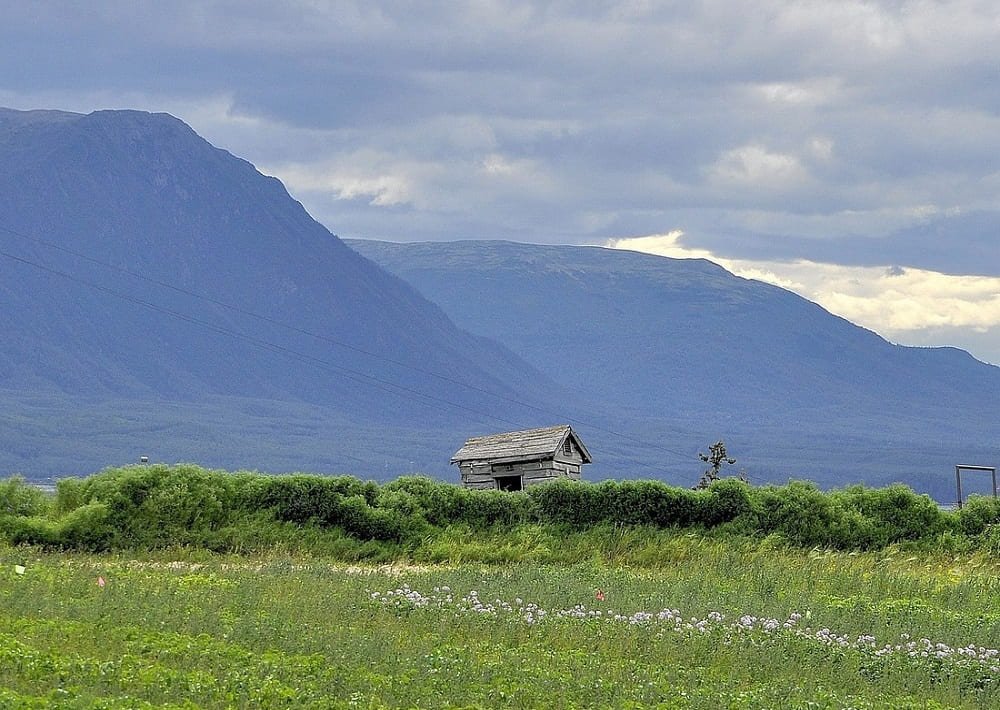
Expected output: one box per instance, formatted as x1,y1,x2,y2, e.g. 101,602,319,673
954,464,998,509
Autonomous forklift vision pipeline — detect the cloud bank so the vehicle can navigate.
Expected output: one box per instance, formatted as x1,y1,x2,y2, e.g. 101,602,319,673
609,233,1000,364
2,1,999,359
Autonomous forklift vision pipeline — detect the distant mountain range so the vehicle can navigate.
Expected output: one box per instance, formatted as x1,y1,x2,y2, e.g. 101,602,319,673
0,108,557,479
1,106,996,502
348,239,1000,500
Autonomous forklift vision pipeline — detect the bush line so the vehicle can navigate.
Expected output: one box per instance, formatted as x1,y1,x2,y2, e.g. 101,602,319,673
1,465,999,553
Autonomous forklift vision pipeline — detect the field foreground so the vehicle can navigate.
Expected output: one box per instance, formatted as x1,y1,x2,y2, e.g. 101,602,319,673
2,537,999,708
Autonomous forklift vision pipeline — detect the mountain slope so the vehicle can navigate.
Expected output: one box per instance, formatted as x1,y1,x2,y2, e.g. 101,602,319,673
348,239,1000,497
0,109,558,475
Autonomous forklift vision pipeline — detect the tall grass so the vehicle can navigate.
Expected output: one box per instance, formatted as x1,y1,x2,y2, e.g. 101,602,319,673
1,541,997,708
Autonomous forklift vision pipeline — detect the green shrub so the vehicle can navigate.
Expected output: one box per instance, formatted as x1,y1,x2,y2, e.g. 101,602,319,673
333,494,409,542
606,480,666,526
979,523,1000,554
750,481,844,548
56,464,235,547
831,484,947,547
0,475,49,517
528,479,610,526
54,477,86,515
243,474,377,525
825,506,880,550
457,488,533,528
55,502,115,551
4,465,990,554
382,475,465,526
702,478,754,527
956,495,1000,535
0,514,59,547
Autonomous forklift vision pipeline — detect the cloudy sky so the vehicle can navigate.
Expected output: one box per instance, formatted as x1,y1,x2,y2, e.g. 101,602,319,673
3,1,1000,361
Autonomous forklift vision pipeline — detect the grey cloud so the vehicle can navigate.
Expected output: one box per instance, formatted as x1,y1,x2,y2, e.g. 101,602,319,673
2,0,999,257
684,210,1000,278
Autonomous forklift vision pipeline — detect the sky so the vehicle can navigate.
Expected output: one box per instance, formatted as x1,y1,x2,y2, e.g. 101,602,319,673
2,1,1000,362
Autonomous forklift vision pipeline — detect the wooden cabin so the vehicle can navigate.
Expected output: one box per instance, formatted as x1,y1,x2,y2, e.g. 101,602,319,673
451,424,592,491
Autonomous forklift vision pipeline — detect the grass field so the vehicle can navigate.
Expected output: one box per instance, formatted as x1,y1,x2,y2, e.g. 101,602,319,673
2,534,999,708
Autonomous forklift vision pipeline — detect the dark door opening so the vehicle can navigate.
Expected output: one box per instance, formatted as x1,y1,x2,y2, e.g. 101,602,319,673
494,475,523,492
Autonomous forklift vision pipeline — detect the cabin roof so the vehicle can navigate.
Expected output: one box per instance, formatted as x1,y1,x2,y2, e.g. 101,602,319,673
450,424,592,465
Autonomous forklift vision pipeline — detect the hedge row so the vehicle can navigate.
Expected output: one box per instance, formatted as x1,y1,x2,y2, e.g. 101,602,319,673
2,465,999,552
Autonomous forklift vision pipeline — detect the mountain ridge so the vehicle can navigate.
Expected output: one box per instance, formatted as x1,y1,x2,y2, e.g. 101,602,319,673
0,108,561,477
2,106,994,500
348,238,1000,499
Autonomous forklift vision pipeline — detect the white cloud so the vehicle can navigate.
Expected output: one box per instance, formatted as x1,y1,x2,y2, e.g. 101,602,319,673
480,152,521,176
752,78,845,107
707,144,808,189
607,232,1000,362
326,174,413,207
777,0,906,53
806,137,834,162
271,155,428,209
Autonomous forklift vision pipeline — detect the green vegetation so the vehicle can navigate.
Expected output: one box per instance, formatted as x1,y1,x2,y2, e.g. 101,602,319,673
1,540,998,708
2,466,999,707
2,465,999,555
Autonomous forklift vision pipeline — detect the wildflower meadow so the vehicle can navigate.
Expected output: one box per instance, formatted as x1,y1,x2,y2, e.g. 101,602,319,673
2,467,1000,707
2,537,999,708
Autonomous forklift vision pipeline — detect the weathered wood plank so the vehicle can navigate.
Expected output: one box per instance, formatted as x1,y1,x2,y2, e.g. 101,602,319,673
454,425,591,488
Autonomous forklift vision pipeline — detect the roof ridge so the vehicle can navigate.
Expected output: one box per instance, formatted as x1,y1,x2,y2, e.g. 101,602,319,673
451,425,590,465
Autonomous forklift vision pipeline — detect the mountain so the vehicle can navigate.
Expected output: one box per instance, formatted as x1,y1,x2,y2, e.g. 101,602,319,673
0,108,557,478
4,107,994,500
348,239,1000,500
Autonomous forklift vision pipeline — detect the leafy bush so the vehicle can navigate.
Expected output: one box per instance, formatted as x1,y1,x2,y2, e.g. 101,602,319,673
750,481,843,547
528,479,610,526
455,488,533,528
55,502,115,551
54,476,86,516
702,478,753,527
0,514,58,547
830,484,947,547
605,480,681,527
955,495,1000,535
67,464,234,547
1,466,994,554
237,474,376,525
979,523,1000,555
332,494,408,542
0,475,49,517
382,475,466,526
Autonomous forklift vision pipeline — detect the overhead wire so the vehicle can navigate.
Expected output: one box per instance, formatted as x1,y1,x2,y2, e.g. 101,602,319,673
0,224,700,469
0,223,697,460
0,247,527,428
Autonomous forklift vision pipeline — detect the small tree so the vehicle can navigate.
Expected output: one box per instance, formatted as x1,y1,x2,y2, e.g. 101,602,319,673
696,440,737,489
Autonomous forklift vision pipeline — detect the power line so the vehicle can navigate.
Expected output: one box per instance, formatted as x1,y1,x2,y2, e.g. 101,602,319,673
0,247,527,428
0,245,687,476
0,225,515,399
0,223,698,464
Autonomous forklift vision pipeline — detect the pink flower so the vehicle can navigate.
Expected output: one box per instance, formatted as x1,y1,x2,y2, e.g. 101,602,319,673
97,576,106,588
595,589,605,602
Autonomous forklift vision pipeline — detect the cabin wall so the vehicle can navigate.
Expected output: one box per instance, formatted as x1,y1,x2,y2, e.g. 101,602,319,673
554,438,585,466
459,458,581,489
459,462,496,490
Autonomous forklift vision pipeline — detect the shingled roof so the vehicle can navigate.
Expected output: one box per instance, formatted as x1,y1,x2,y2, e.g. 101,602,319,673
450,424,592,465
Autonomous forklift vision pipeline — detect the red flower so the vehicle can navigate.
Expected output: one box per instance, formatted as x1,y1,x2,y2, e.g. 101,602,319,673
595,589,605,602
